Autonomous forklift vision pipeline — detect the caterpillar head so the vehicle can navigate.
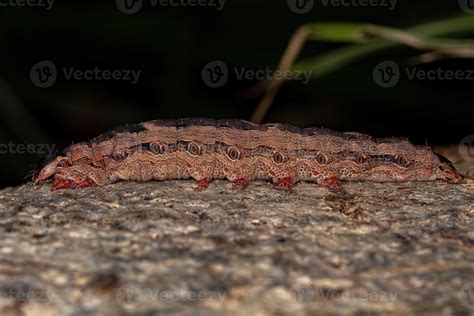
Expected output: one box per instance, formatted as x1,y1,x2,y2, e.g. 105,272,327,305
433,153,464,183
33,146,105,190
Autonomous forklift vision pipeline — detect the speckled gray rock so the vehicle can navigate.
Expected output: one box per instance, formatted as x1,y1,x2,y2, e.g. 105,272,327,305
0,149,473,316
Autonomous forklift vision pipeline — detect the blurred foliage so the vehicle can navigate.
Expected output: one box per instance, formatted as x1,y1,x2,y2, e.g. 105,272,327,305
251,16,474,122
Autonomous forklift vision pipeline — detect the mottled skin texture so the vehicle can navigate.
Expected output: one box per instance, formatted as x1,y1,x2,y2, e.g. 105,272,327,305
33,119,464,191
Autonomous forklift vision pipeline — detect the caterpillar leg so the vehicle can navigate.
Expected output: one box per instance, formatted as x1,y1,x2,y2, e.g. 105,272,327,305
317,176,343,192
195,178,212,191
233,178,250,189
52,177,96,191
273,176,296,190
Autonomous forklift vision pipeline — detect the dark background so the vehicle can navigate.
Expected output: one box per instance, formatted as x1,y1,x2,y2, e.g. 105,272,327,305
0,0,473,188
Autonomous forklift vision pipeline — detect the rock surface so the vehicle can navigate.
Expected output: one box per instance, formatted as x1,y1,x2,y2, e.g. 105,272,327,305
0,147,473,316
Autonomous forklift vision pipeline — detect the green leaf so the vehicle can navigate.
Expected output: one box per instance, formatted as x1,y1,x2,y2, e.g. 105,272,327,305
305,22,371,43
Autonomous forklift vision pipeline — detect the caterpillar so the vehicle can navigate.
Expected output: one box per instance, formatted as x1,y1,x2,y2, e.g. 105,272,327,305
33,118,464,191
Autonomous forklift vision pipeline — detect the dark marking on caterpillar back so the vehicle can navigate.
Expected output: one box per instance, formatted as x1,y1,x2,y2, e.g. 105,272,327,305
375,137,410,144
147,119,177,127
110,123,146,134
217,119,265,131
272,123,302,134
177,118,217,127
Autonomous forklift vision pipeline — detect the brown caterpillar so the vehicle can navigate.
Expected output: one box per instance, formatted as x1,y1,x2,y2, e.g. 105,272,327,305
33,118,464,191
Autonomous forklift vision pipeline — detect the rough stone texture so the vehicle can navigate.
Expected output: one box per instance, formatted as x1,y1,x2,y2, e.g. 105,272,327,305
0,147,473,316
